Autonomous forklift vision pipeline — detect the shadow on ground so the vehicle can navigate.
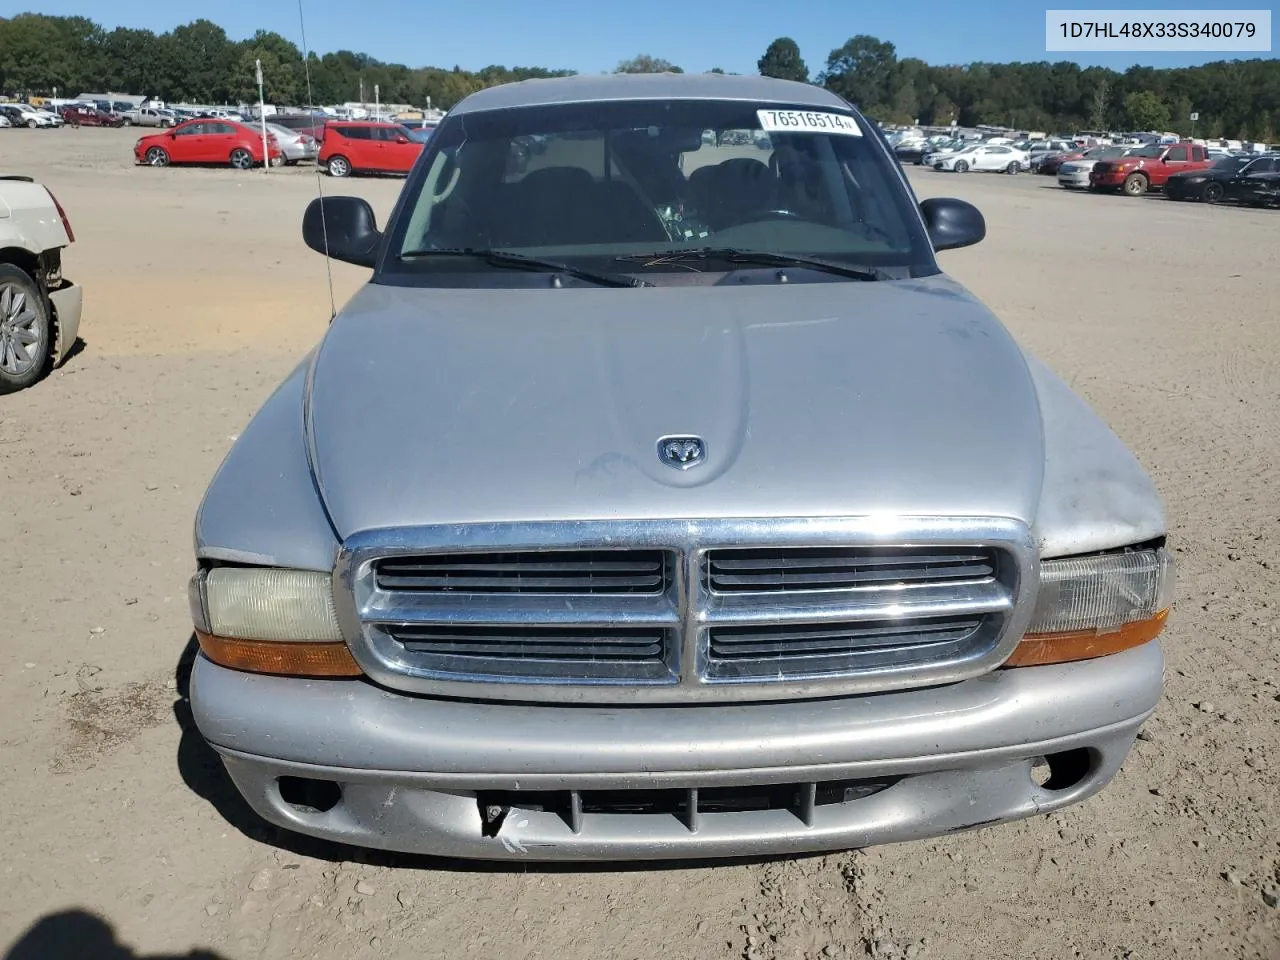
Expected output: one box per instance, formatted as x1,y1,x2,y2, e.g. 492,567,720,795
173,636,819,876
4,910,228,960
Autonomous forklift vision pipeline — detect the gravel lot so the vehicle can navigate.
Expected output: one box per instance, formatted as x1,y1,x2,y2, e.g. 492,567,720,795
2,127,1277,960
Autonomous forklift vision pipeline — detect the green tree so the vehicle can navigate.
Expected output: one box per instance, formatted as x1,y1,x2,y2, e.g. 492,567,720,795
819,35,897,113
1123,90,1170,131
164,19,236,102
234,31,303,104
757,37,808,83
615,55,682,74
0,13,100,94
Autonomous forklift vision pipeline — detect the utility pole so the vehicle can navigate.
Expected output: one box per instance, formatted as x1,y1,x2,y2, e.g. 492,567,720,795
1190,110,1199,139
374,84,380,119
256,59,269,173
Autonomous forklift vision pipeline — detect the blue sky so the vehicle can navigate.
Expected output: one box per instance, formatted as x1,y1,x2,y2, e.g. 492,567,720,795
7,0,1275,72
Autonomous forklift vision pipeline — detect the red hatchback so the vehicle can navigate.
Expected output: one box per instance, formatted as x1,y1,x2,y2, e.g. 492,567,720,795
319,121,424,177
133,119,283,170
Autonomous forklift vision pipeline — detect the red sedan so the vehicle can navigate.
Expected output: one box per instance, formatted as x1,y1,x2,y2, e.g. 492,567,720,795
133,119,283,170
319,121,424,177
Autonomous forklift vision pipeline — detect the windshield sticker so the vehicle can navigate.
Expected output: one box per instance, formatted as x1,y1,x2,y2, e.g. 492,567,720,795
757,110,862,137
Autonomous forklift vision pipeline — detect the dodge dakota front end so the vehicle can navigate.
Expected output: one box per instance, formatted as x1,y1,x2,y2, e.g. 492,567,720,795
188,74,1174,861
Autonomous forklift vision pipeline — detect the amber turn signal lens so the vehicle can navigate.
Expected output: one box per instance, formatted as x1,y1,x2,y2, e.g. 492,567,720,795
196,630,363,678
1004,609,1169,668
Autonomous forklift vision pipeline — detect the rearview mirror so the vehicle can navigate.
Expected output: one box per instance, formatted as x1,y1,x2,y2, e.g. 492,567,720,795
303,196,382,268
920,197,986,252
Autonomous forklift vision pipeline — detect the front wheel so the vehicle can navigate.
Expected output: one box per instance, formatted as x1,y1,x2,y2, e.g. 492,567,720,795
954,160,969,173
1202,181,1224,203
121,118,132,126
230,148,254,170
1123,173,1147,196
1006,161,1020,174
0,264,51,394
145,146,170,166
26,119,38,129
327,155,352,178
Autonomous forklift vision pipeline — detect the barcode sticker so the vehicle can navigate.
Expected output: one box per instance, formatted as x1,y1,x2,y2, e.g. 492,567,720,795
757,110,863,136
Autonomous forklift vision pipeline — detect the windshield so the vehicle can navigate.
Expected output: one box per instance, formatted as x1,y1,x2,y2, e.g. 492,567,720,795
381,98,935,285
1212,156,1248,171
1130,145,1166,158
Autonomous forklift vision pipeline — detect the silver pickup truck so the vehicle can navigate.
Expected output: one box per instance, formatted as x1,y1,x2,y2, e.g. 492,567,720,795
125,106,176,128
188,74,1174,861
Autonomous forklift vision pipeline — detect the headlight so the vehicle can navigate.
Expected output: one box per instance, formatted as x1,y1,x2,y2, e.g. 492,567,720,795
1005,545,1174,667
189,567,361,677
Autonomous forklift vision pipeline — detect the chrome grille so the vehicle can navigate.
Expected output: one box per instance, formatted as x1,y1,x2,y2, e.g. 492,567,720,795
375,550,669,594
706,546,996,593
336,517,1037,704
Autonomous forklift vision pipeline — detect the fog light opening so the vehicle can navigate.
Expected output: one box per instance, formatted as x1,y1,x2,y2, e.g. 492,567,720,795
278,776,342,814
1031,748,1094,792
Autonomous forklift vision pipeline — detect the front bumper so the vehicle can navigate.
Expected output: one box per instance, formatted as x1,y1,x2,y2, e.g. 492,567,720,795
47,281,82,366
1090,171,1127,187
191,641,1164,861
1058,170,1092,188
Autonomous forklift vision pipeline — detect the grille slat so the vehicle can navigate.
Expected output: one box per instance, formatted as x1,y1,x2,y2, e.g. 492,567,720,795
709,618,981,660
376,550,669,595
391,625,666,663
707,547,996,593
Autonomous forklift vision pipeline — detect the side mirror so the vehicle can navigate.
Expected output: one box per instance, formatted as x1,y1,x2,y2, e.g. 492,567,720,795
920,197,986,252
303,196,381,268
396,135,409,144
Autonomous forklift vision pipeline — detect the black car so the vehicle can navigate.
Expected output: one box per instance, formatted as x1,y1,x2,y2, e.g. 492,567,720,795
1165,154,1280,206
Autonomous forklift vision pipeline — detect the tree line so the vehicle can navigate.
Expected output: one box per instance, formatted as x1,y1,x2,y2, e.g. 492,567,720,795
1,13,1276,141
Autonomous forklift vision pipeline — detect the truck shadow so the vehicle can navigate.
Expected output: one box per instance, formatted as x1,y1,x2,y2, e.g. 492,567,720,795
173,636,812,875
4,909,228,960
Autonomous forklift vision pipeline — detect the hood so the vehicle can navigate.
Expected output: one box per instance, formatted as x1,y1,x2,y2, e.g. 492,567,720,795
306,276,1046,538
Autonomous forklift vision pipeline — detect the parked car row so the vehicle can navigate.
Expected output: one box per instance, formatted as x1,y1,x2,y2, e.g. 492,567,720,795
0,102,64,128
1053,141,1278,206
125,116,434,174
126,116,429,177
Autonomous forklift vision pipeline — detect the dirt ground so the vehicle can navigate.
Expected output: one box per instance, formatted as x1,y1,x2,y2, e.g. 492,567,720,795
1,127,1277,960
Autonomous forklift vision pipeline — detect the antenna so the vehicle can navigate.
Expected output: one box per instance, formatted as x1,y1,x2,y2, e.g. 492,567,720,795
297,0,337,320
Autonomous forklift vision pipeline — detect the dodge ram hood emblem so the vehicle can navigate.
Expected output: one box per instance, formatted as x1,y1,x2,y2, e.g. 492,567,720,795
658,435,706,470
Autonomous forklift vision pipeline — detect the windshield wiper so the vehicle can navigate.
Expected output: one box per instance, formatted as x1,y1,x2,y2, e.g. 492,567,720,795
616,248,891,281
400,248,646,288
